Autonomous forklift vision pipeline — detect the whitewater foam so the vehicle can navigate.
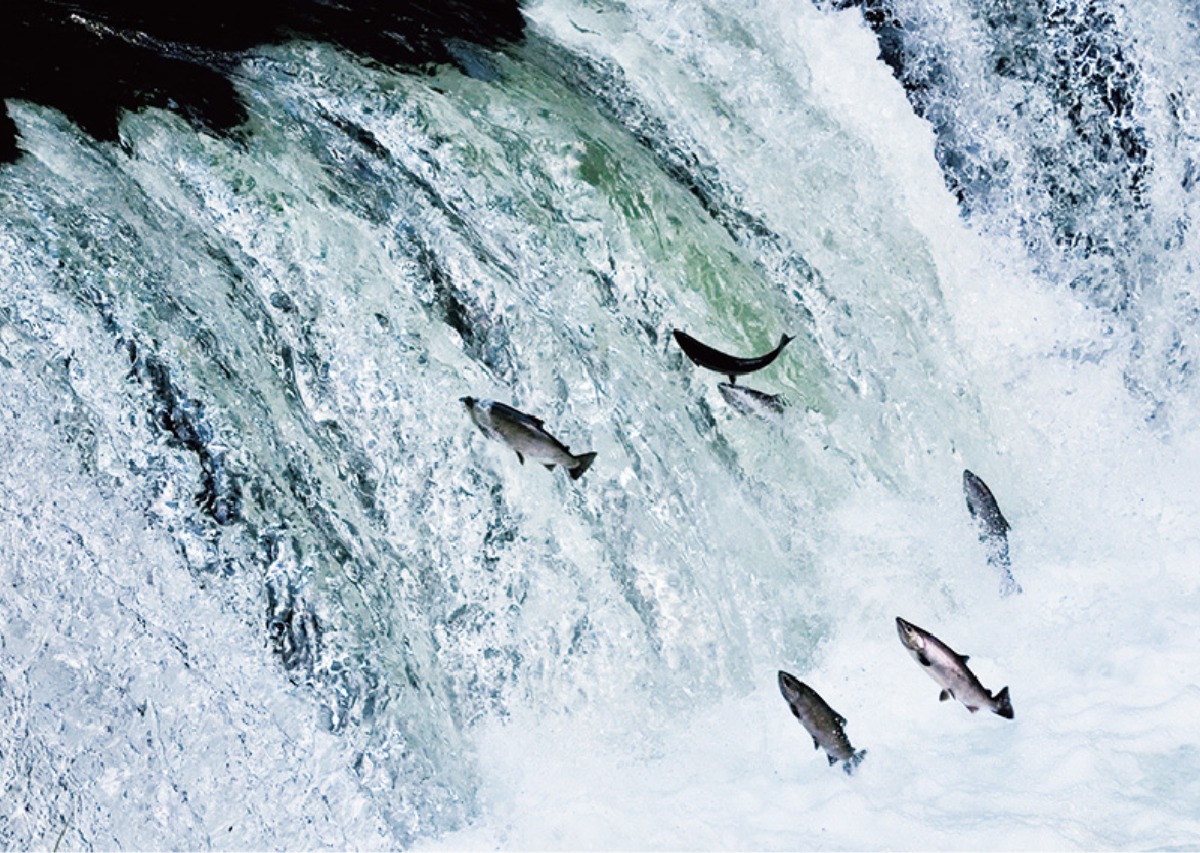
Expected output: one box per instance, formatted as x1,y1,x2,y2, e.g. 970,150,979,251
3,0,1200,848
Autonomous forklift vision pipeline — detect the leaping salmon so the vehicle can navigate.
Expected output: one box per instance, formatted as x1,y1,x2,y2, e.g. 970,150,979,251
962,469,1021,595
673,329,793,384
777,671,867,774
895,617,1013,719
718,382,786,416
462,397,597,480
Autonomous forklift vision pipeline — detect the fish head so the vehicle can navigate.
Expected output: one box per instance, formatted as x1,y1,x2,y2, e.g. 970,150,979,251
895,617,925,653
962,470,986,513
777,670,803,701
962,469,1010,533
461,397,492,434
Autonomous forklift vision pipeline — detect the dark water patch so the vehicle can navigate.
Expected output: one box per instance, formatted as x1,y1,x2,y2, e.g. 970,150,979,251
257,523,389,736
278,456,377,576
481,512,518,575
399,226,517,380
0,0,526,163
817,0,1150,314
0,106,18,163
322,112,393,164
265,559,322,678
306,109,398,226
130,349,243,526
319,420,385,526
0,1,244,157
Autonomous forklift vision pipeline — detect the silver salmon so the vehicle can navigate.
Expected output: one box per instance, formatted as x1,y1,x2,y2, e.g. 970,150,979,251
462,397,597,480
896,617,1013,719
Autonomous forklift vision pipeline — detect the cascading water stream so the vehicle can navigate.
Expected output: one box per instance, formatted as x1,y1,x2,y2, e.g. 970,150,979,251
2,0,1199,848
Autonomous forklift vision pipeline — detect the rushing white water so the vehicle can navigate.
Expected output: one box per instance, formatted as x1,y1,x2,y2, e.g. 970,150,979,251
2,0,1199,849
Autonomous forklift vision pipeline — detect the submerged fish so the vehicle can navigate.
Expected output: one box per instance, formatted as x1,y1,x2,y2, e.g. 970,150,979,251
461,397,597,480
718,382,786,416
895,617,1014,719
962,469,1021,595
777,671,867,774
673,329,793,383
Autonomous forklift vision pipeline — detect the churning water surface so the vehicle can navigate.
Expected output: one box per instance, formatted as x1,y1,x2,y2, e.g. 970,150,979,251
2,0,1200,849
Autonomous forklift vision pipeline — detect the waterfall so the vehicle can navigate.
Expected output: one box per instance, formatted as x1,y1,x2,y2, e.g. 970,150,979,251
2,0,1199,848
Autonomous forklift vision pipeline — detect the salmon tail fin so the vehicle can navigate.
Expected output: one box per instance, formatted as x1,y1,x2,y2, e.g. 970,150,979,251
779,333,795,349
570,451,597,481
993,686,1014,719
842,749,867,776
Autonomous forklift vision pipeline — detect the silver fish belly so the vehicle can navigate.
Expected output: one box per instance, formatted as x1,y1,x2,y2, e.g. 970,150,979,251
718,382,786,417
